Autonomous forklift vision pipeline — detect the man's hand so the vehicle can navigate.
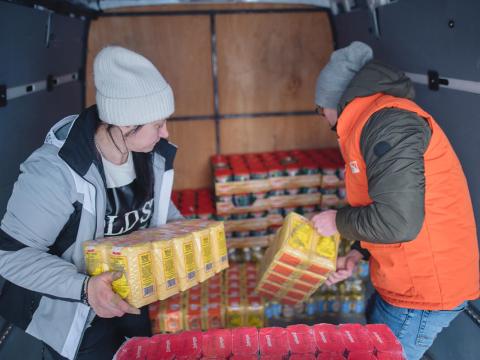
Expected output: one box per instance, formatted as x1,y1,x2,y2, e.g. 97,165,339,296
87,271,140,318
311,210,338,236
325,249,363,286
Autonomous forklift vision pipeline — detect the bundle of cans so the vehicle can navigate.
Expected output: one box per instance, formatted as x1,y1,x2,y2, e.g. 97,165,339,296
114,323,405,359
149,263,265,334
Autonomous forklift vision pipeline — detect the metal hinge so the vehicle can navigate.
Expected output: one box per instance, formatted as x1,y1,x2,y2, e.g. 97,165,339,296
0,71,80,108
405,71,480,95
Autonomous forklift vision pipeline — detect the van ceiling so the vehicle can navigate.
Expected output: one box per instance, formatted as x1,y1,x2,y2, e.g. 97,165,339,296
67,0,331,11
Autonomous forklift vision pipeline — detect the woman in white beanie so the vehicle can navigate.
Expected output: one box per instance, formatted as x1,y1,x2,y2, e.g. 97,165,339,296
0,46,182,359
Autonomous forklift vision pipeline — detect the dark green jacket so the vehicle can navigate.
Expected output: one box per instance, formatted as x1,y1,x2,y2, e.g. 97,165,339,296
334,60,432,258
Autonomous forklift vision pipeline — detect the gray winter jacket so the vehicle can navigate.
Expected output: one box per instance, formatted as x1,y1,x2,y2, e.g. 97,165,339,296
0,106,182,359
334,61,432,255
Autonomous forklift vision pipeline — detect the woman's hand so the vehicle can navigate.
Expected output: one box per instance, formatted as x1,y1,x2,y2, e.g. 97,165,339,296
87,271,140,318
325,249,364,286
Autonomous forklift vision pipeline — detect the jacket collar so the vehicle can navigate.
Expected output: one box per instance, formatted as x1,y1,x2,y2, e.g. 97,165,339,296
58,105,178,176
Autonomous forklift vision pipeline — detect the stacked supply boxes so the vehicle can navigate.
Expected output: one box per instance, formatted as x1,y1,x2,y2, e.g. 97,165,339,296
211,148,345,249
149,262,264,333
256,212,340,305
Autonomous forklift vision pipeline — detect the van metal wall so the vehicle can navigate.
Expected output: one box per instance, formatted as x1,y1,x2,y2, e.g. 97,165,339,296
0,2,88,218
332,0,480,359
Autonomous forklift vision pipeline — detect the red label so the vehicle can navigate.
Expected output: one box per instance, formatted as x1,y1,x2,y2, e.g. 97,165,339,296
286,291,305,300
266,273,285,285
261,282,281,293
299,273,320,285
293,282,313,292
308,264,330,276
279,253,301,266
272,264,293,276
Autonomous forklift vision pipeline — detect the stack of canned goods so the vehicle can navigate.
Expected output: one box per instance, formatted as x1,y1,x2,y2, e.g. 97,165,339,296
212,148,345,205
172,188,216,220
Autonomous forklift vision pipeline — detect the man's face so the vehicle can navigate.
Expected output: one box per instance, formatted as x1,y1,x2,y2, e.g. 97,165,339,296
316,106,338,128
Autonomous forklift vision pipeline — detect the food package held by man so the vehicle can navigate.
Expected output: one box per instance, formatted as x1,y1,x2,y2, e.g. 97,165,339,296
256,212,339,304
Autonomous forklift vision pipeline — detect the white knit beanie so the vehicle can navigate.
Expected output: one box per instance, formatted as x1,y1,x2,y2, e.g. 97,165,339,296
94,46,174,126
315,41,373,109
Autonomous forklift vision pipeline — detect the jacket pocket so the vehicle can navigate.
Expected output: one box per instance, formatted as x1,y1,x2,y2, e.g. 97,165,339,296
365,243,415,297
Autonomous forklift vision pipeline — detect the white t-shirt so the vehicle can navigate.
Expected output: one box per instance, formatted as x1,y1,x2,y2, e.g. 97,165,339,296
101,152,136,188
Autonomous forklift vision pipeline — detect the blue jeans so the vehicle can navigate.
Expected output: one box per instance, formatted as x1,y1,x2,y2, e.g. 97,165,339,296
366,292,466,360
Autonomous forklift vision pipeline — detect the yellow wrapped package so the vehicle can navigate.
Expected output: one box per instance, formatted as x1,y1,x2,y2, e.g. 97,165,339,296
256,212,340,304
208,221,229,273
170,232,199,291
190,227,215,282
173,219,229,274
170,221,216,282
151,239,180,300
108,239,157,308
83,240,111,276
264,212,339,276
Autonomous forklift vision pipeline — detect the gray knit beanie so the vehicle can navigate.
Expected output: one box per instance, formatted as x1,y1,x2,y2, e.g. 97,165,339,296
315,41,373,109
94,46,174,126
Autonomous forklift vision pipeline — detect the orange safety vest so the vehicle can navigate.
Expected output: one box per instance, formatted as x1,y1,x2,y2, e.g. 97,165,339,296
337,93,479,310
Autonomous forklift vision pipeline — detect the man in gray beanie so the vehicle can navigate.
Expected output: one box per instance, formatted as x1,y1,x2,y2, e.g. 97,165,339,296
311,42,478,360
0,46,184,359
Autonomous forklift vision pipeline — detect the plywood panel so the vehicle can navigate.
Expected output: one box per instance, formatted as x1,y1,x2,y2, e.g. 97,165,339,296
86,15,214,117
167,119,216,189
216,12,333,114
219,115,338,154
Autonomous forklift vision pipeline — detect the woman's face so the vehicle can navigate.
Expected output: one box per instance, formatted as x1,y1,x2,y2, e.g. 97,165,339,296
121,119,169,153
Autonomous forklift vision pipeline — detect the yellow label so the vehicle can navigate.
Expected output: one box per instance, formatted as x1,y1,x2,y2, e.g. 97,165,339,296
201,235,213,271
316,235,336,259
217,229,228,258
138,252,155,298
228,312,243,327
110,255,130,299
183,241,196,275
162,246,177,288
247,314,264,328
288,221,313,253
85,250,104,276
